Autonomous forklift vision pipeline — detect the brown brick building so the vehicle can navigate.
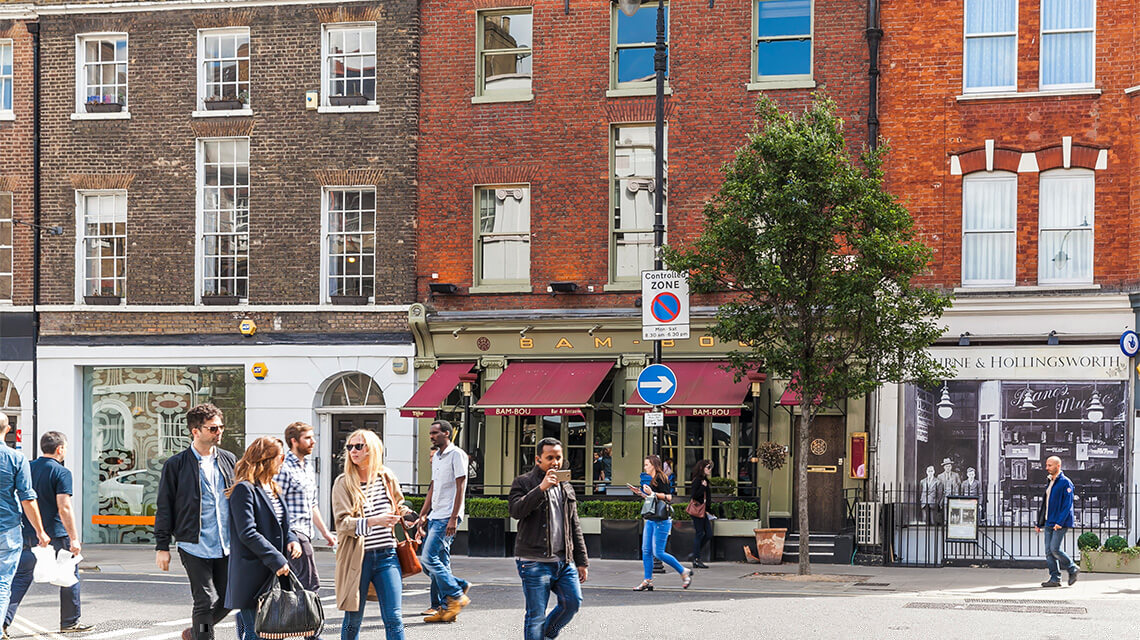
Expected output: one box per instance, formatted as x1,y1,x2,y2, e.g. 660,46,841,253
410,0,875,541
0,0,421,545
873,0,1139,550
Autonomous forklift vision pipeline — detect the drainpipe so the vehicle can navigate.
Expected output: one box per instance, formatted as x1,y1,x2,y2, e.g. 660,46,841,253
26,20,41,451
866,0,883,149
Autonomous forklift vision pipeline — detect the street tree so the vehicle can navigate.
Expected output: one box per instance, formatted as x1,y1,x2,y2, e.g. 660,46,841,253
665,95,952,575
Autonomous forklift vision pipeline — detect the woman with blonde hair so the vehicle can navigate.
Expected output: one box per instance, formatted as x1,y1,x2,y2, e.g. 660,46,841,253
332,429,413,640
224,437,301,640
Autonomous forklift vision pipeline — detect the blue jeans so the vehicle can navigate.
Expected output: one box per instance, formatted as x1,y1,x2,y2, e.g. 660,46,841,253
421,519,467,608
0,528,23,629
341,548,403,640
516,560,581,640
1044,526,1076,582
642,519,685,580
6,536,81,628
236,609,261,640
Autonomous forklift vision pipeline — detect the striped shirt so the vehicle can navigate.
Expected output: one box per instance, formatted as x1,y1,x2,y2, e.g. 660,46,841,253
354,480,396,551
268,490,284,524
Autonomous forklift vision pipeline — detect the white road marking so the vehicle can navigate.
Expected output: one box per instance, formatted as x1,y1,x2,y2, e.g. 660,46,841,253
154,618,192,626
82,579,187,586
82,629,148,640
11,615,67,640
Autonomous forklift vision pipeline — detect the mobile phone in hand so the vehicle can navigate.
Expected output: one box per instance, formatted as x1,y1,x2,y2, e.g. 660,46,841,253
553,469,572,483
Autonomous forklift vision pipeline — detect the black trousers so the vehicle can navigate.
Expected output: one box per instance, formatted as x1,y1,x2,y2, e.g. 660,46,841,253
691,515,712,560
287,533,320,592
179,549,230,640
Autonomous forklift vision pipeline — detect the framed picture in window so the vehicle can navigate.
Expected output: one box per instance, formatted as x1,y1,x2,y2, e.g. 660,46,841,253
946,497,979,541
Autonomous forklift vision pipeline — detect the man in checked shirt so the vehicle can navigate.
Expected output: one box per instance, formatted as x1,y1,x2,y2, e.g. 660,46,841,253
275,421,338,631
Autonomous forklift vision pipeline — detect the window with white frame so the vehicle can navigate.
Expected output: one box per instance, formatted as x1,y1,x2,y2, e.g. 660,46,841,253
961,172,1016,286
323,188,375,301
77,34,128,111
199,28,250,109
475,186,530,285
78,191,127,299
612,125,666,281
964,0,1017,92
611,2,668,91
322,24,376,106
1,40,12,115
476,9,533,98
1038,168,1093,284
198,138,250,299
754,0,812,82
1040,0,1095,89
0,193,11,302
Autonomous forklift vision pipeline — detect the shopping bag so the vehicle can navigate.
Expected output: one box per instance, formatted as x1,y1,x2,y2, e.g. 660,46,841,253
254,571,324,639
31,546,57,583
50,549,82,588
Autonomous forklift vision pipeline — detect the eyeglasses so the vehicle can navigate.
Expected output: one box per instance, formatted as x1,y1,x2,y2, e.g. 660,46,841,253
198,425,224,433
346,443,366,452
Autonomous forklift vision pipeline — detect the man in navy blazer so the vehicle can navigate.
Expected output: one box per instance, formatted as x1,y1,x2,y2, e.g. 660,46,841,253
1035,456,1078,587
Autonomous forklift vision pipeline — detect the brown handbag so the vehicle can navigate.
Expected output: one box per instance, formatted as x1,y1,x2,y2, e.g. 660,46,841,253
685,499,707,519
394,522,422,578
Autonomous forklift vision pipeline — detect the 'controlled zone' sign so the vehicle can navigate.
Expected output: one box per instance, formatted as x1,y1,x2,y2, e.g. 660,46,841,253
642,270,690,340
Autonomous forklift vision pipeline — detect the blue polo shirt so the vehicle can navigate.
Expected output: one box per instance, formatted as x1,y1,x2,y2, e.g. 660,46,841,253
21,456,71,544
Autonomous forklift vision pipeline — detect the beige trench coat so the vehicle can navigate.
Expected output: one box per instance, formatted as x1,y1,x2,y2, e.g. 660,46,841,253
331,468,412,612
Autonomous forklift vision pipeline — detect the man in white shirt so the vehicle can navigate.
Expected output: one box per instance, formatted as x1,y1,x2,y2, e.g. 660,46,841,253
416,420,470,623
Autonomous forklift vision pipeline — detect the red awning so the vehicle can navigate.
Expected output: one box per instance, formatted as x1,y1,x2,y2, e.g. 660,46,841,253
475,361,614,416
625,361,763,416
398,362,476,418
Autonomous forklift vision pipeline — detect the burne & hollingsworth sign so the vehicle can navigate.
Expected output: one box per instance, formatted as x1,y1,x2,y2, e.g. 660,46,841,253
931,346,1128,380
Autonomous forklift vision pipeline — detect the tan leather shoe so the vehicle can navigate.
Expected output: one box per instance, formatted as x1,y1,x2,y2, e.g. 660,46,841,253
440,594,471,622
424,611,450,624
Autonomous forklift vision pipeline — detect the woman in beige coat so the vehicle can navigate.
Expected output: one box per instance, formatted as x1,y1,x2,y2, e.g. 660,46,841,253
332,429,412,640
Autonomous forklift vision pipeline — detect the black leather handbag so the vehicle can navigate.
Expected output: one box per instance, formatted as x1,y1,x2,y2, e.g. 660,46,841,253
254,572,324,640
641,495,671,521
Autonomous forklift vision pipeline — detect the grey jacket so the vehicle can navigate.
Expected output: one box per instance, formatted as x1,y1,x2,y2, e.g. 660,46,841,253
508,466,588,568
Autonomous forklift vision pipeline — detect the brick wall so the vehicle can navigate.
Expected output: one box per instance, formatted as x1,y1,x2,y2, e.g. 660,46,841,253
34,2,418,336
0,20,35,306
418,0,871,312
879,0,1137,290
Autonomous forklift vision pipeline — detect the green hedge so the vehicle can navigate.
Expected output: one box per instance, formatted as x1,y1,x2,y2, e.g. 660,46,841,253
466,497,510,518
717,500,759,520
404,496,425,513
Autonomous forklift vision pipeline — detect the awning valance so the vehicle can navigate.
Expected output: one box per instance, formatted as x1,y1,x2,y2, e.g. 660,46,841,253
625,361,762,416
398,362,476,418
475,361,614,416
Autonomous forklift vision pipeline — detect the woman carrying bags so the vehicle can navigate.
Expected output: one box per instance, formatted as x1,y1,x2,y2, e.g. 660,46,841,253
332,429,414,640
224,437,302,640
687,460,713,569
629,455,692,591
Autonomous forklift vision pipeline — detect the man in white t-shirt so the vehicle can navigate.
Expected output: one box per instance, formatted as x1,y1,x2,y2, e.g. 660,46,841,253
415,420,470,623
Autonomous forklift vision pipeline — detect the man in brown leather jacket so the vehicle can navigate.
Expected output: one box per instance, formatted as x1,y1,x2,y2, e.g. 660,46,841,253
508,438,587,640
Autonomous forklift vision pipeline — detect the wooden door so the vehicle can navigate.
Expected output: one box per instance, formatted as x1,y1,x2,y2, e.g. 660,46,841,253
803,415,846,533
329,414,384,504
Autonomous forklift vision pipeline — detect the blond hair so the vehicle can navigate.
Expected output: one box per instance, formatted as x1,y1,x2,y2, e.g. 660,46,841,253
227,436,284,498
343,429,386,514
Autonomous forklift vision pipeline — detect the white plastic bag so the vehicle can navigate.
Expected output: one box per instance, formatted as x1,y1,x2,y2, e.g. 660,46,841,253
31,546,57,583
51,549,82,588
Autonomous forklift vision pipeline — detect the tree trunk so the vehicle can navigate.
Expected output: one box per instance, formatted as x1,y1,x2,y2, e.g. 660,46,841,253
796,408,812,575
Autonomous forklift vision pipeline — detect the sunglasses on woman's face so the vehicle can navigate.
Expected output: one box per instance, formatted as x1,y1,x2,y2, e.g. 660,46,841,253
346,443,366,452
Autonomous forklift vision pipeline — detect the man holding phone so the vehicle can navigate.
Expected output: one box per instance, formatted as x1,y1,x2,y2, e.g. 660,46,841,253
508,438,587,640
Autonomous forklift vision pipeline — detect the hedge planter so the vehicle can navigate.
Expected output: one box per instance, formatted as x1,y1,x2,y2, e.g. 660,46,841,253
204,99,244,111
600,519,642,560
85,102,123,113
329,95,368,106
1081,550,1140,574
466,518,508,557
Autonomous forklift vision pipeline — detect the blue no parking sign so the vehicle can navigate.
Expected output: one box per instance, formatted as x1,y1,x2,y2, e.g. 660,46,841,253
637,364,677,406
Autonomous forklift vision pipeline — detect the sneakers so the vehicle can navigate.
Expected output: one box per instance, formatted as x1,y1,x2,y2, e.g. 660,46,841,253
439,594,471,622
681,568,693,589
1040,580,1061,588
421,608,439,616
61,623,94,633
1068,568,1080,586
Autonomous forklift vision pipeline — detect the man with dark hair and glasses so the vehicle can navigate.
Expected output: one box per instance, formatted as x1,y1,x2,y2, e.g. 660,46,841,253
154,404,237,640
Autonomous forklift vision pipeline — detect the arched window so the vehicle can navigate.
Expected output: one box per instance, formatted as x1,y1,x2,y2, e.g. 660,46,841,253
323,372,385,407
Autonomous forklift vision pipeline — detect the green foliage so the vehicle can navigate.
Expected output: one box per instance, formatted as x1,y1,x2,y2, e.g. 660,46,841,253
672,503,692,521
717,500,760,520
1077,532,1100,551
577,501,606,518
466,497,510,519
709,477,738,495
599,501,643,520
404,496,425,513
1103,535,1129,553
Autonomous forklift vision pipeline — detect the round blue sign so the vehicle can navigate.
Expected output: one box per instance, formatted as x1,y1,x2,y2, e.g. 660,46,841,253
637,364,678,406
1121,330,1140,358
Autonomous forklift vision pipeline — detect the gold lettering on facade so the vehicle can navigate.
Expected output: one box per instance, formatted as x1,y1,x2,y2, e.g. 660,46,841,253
555,338,574,349
520,337,534,349
594,337,613,348
699,336,714,347
662,340,675,348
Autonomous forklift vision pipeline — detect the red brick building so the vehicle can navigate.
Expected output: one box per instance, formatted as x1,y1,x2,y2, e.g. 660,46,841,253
411,0,874,540
874,0,1139,552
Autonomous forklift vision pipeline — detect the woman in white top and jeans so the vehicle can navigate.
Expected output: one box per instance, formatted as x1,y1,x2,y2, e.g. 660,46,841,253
332,430,414,640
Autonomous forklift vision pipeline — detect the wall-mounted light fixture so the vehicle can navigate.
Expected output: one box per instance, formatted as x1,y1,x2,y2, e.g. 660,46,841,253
1047,330,1059,346
451,326,467,339
588,324,602,336
547,281,580,295
429,283,459,295
936,382,954,419
519,325,534,338
1087,384,1104,422
958,332,971,346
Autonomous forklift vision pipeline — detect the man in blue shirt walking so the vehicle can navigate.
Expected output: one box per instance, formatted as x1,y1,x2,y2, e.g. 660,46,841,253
1035,455,1079,587
0,412,50,640
5,431,91,634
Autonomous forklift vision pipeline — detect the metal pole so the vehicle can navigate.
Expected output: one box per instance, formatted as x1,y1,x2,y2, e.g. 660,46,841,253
652,0,666,459
27,21,41,451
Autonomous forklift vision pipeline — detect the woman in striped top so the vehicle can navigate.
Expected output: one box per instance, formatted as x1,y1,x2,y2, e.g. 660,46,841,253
332,429,413,640
224,437,302,640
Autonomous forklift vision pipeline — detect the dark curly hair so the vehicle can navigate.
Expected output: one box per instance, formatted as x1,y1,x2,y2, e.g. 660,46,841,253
186,403,224,433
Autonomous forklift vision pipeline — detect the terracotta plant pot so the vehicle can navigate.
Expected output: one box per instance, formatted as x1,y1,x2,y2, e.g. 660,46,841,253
754,528,787,565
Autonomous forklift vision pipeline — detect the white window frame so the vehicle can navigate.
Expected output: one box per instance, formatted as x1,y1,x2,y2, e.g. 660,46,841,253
75,189,128,303
961,172,1017,287
474,8,534,103
963,0,1018,94
320,186,377,304
195,27,252,115
472,184,531,291
74,33,129,117
0,192,12,303
609,2,669,95
0,39,13,120
609,123,667,285
1039,0,1096,91
1038,168,1094,285
195,137,251,303
751,0,814,89
319,22,378,111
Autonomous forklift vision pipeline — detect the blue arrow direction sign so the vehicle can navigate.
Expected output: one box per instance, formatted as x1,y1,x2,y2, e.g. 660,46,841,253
637,364,677,406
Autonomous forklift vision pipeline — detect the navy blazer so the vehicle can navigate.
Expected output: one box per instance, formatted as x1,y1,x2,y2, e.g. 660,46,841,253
225,481,298,610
